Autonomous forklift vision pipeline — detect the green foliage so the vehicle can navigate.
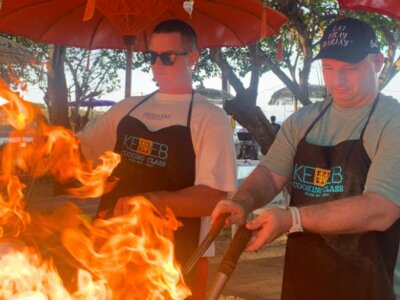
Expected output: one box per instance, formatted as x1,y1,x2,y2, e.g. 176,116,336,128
193,49,221,83
339,11,400,49
64,48,126,101
202,0,399,86
0,34,49,89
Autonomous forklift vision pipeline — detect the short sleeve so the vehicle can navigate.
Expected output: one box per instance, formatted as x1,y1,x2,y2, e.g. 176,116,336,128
192,104,237,193
77,98,137,161
364,117,400,207
260,117,297,178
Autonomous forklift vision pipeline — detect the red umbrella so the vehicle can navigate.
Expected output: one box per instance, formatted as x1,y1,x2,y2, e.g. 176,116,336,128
0,0,287,50
0,0,287,96
338,0,400,21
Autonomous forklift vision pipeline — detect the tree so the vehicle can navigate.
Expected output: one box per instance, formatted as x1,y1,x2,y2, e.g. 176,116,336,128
0,34,49,95
64,48,127,131
0,35,135,131
203,0,400,154
46,49,147,131
45,45,70,128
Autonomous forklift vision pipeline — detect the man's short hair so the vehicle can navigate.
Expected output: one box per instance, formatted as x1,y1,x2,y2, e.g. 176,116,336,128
271,116,276,122
153,19,198,50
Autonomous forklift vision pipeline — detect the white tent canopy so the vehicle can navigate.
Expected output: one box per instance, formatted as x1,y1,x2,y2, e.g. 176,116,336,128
0,36,36,65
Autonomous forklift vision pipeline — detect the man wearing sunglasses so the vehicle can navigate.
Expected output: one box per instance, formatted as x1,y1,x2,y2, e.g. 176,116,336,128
78,19,237,299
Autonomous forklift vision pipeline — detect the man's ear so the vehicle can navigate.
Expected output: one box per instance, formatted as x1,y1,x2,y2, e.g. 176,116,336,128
374,53,384,73
189,49,200,66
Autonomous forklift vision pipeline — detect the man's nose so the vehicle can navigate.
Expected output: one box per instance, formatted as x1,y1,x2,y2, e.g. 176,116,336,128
154,56,165,67
334,69,347,86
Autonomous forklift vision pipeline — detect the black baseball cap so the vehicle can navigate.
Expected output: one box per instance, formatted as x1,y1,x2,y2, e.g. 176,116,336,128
313,18,381,63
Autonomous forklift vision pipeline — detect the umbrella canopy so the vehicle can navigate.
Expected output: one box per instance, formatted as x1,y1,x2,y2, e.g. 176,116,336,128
269,85,327,105
338,0,400,21
0,0,287,97
0,0,287,50
195,87,233,106
0,36,36,65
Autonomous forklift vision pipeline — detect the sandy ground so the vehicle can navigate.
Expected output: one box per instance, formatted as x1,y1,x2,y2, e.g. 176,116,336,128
209,228,286,300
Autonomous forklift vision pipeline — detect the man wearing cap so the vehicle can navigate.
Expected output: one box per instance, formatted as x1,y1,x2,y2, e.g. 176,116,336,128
211,18,400,299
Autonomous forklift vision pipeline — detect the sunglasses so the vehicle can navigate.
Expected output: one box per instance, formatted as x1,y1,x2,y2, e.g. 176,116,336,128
147,50,191,66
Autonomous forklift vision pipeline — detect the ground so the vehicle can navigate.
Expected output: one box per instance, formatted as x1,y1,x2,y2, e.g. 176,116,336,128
209,228,286,300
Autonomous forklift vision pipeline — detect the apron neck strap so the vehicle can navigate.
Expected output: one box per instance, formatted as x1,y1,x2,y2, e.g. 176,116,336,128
304,99,332,137
359,93,380,140
126,89,158,115
186,89,195,127
125,89,195,127
303,93,380,140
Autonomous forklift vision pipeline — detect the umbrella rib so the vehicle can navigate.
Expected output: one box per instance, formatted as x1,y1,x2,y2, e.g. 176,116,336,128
1,1,100,49
196,3,244,46
198,0,281,47
35,4,114,50
87,16,107,50
36,3,87,45
0,0,51,17
162,0,254,47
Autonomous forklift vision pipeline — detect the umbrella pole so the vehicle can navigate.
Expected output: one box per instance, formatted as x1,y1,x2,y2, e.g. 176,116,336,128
123,36,136,98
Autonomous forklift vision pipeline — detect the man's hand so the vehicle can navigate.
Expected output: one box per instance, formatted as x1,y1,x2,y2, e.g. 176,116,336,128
211,199,247,226
113,195,152,216
245,208,292,252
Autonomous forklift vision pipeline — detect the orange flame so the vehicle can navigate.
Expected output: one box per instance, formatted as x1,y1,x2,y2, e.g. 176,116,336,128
62,197,189,299
0,176,30,238
0,78,120,198
0,77,191,299
0,247,108,299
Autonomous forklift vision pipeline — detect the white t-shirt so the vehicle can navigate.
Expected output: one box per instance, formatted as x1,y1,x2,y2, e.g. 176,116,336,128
78,91,238,256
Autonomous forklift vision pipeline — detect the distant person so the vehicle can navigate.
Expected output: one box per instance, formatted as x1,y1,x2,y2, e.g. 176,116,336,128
78,19,237,299
270,115,281,135
212,18,400,299
236,127,258,160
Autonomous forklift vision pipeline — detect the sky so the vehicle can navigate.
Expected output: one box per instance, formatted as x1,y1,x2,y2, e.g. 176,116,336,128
21,60,400,123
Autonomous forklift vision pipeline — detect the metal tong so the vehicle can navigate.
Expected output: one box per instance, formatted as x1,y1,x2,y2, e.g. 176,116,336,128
183,213,229,277
206,224,252,300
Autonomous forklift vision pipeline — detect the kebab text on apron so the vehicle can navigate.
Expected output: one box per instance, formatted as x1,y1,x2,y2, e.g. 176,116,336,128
292,163,344,197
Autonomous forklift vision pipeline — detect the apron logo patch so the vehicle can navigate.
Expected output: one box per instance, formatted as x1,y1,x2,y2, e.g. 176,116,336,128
292,164,344,198
137,138,152,155
314,168,331,187
121,135,169,167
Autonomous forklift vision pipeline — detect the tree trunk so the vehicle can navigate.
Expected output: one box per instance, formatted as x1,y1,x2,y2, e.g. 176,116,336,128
225,97,275,155
210,47,276,154
46,45,71,129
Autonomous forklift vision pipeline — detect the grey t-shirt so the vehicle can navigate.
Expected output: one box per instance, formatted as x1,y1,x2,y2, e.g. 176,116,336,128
260,94,400,297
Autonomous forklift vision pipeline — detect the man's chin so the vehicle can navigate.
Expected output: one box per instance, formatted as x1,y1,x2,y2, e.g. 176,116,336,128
332,91,353,101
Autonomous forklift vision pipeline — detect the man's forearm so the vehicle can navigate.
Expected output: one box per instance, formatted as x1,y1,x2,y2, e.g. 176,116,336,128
233,166,289,214
144,185,227,217
300,192,400,234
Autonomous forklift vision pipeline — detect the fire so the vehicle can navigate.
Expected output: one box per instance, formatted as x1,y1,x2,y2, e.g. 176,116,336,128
0,78,191,299
62,197,188,299
0,248,108,299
